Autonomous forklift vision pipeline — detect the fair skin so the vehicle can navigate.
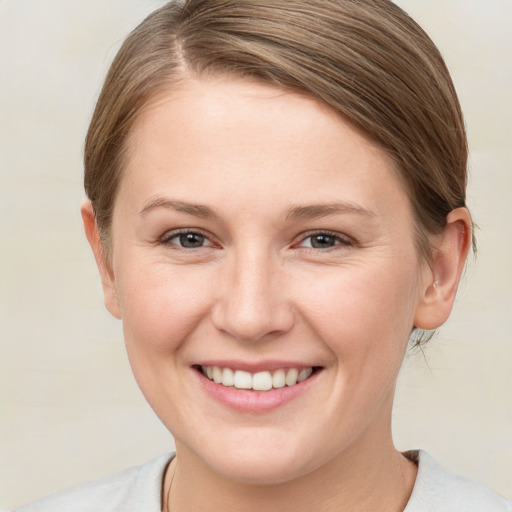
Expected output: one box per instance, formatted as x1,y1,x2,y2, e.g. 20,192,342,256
82,76,471,512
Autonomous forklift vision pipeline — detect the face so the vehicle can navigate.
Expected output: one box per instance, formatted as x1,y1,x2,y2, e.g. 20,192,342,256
102,77,432,484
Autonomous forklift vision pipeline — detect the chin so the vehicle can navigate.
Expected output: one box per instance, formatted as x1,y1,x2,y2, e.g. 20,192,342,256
184,428,324,485
211,449,311,485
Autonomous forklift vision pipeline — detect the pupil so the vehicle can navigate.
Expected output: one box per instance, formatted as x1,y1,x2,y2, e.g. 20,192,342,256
180,233,204,248
311,234,334,248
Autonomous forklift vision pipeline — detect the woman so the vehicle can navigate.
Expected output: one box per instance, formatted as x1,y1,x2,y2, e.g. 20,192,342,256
13,0,511,511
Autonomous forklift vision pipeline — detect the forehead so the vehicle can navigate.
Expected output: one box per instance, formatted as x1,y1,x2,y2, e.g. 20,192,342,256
120,76,411,222
129,75,347,148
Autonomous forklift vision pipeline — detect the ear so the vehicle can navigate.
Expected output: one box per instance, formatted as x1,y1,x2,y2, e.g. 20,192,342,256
81,200,122,319
414,207,472,331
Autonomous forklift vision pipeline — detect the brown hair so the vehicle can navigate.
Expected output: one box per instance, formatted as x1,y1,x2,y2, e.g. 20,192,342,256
84,0,469,261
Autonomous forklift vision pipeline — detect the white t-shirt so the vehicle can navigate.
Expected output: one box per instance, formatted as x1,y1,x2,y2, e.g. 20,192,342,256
12,450,512,511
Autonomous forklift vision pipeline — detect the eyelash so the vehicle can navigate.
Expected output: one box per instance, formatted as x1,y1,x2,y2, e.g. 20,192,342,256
296,230,354,251
158,229,354,252
159,229,216,250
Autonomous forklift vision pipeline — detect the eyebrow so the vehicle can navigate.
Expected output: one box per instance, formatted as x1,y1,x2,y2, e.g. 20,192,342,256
139,198,375,221
139,198,219,219
285,202,376,220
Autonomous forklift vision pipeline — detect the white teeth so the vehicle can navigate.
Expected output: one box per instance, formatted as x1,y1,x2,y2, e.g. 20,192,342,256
252,371,273,391
285,368,299,386
202,365,314,391
212,366,222,384
298,368,313,382
272,369,286,388
234,370,253,389
221,367,234,386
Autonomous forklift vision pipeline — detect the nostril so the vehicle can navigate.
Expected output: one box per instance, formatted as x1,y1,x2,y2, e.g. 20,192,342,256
209,271,295,342
211,306,295,343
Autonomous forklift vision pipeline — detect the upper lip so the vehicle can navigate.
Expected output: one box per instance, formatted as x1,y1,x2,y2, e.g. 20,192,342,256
194,360,321,373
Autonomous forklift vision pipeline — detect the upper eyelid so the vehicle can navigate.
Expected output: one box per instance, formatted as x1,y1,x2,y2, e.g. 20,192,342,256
157,228,354,247
161,227,211,239
159,228,217,247
296,229,354,244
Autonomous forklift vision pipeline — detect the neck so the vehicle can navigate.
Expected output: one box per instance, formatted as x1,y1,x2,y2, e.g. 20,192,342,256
164,428,417,512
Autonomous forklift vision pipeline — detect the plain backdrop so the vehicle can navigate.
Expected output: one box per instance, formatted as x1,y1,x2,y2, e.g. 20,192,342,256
1,0,511,509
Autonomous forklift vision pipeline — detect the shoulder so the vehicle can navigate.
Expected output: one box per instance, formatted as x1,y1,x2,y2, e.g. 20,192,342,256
11,453,173,512
404,450,512,512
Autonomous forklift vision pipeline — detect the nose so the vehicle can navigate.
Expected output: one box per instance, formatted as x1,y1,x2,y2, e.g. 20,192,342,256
211,247,295,343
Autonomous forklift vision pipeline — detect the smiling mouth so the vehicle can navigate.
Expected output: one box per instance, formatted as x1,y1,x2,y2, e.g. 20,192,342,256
197,365,320,391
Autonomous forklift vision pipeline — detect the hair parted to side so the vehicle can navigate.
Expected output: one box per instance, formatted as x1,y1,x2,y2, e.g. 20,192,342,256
84,0,469,262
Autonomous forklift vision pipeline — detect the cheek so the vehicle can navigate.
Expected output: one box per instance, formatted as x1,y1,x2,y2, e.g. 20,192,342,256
292,256,420,359
114,256,215,354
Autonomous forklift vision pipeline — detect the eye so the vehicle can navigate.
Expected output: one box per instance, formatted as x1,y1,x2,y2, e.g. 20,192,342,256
161,230,214,249
298,231,352,250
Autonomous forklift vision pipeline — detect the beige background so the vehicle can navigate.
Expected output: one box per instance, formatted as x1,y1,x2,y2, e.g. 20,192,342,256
1,0,511,509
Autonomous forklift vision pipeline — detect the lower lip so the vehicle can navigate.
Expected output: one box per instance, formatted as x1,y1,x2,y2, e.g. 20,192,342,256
195,368,321,412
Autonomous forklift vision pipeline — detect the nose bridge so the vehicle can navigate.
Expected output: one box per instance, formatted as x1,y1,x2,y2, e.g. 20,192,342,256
213,243,293,342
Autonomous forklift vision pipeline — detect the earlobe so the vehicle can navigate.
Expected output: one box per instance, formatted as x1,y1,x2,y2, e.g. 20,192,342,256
414,207,472,331
81,200,122,319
